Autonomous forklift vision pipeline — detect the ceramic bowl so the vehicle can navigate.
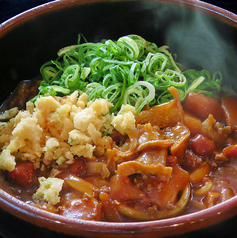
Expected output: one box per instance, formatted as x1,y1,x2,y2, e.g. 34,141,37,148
1,0,237,237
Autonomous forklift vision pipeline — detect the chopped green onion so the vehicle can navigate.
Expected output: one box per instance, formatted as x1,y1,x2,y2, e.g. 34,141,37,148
33,34,223,114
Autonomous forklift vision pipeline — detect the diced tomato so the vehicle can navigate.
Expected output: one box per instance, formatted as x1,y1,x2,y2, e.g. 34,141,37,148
59,197,102,221
190,134,216,156
68,156,87,177
7,161,36,187
223,145,237,158
166,155,178,167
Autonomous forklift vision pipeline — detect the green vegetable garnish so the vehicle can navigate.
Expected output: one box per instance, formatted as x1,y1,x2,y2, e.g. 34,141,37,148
32,34,222,114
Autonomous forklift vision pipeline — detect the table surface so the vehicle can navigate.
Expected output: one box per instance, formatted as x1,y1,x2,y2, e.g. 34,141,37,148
1,0,237,238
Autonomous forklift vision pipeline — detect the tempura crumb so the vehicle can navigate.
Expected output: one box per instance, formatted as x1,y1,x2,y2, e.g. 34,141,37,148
0,107,18,120
111,104,136,135
0,93,135,173
68,129,92,145
32,177,64,205
0,148,16,172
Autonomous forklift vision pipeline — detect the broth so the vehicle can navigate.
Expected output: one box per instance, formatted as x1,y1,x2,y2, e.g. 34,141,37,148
0,82,236,221
0,34,237,222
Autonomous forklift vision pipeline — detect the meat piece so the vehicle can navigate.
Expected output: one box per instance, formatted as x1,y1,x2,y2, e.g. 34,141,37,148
110,129,128,146
182,149,202,170
214,152,229,163
201,114,231,145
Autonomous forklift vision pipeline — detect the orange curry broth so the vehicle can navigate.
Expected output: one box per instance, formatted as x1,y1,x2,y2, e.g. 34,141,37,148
1,85,237,222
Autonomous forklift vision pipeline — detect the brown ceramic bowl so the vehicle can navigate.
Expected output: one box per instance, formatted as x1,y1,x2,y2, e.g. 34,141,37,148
1,0,237,237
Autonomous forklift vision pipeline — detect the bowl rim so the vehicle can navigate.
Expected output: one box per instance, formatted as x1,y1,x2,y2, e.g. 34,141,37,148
1,0,237,237
1,186,237,235
1,0,237,37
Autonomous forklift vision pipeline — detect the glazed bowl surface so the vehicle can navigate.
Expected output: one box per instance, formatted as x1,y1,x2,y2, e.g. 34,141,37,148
1,0,237,237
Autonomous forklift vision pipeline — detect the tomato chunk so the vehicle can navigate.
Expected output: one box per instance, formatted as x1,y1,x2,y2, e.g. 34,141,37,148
184,92,223,122
166,155,178,167
190,134,215,156
223,145,237,158
7,161,36,187
59,197,102,221
68,156,87,177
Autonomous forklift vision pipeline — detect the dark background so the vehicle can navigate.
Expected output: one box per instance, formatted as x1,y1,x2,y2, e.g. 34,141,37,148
1,0,237,238
1,0,237,24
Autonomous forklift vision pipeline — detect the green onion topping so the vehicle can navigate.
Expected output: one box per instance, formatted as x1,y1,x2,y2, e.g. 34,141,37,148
32,34,222,114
